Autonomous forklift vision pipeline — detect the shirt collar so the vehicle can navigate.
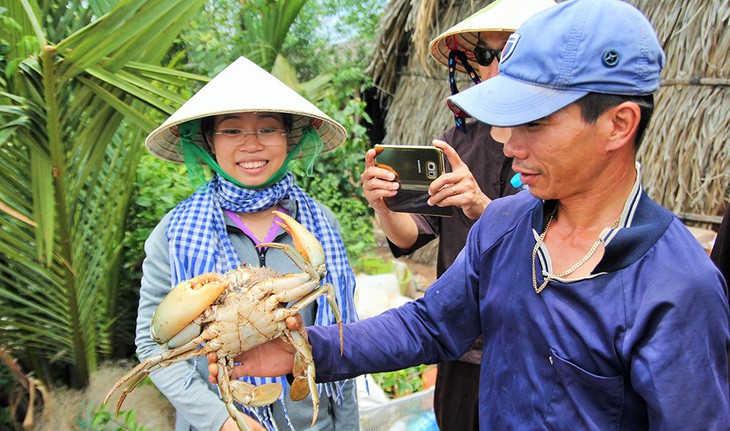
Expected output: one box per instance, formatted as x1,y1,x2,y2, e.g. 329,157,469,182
531,162,674,277
531,162,643,237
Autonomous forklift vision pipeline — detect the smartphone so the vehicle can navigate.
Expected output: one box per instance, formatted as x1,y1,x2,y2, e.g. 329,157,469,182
373,144,451,217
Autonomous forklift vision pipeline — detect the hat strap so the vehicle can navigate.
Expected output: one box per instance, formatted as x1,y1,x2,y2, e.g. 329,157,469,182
178,121,324,190
293,126,324,176
179,119,208,187
448,50,481,132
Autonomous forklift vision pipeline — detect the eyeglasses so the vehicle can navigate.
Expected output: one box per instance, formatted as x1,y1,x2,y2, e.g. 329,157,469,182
213,128,288,146
473,46,502,67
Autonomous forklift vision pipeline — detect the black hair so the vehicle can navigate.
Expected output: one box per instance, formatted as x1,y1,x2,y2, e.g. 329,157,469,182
281,113,293,132
200,116,215,138
575,93,655,151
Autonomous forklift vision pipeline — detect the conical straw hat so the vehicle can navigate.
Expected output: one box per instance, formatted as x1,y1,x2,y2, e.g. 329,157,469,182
146,56,347,163
429,0,555,74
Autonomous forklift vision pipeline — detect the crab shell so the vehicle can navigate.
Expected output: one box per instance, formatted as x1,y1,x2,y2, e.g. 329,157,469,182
151,210,326,348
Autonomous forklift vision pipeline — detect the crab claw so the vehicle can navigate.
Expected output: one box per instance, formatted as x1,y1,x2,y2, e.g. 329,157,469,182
271,211,325,270
151,273,229,345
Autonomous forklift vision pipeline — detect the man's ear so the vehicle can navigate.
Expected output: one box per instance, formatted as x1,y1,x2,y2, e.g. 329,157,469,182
605,102,641,152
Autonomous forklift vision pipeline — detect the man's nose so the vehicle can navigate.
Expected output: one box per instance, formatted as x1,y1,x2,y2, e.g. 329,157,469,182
502,131,527,159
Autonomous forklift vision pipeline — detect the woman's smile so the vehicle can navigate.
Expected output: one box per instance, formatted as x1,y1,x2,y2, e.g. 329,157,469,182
211,112,288,187
237,159,268,170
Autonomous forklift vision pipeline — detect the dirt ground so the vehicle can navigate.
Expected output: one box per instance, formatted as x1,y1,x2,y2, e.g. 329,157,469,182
36,361,175,430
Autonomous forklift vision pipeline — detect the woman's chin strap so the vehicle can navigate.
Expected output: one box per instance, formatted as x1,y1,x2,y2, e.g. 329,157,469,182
178,120,324,189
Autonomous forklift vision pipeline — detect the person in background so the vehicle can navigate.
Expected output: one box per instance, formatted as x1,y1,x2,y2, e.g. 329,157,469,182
711,203,730,289
137,56,359,431
360,0,555,429
211,0,730,429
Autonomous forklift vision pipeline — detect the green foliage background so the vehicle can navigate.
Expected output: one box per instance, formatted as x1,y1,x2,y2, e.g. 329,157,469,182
373,365,428,398
114,0,381,355
0,0,386,426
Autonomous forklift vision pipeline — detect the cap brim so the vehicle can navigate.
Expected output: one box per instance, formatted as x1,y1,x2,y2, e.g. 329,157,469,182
447,74,587,127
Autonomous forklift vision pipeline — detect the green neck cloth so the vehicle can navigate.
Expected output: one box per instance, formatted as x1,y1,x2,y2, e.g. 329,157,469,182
178,119,324,189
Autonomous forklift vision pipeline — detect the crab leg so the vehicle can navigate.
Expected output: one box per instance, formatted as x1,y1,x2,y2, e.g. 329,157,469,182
284,329,320,426
218,360,254,431
216,356,283,431
257,211,344,354
259,210,327,280
103,328,222,413
274,282,344,353
230,380,282,407
250,274,315,299
259,242,321,280
270,211,325,272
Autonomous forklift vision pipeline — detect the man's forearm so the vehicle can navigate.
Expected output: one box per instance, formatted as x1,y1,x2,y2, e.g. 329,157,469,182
376,210,419,249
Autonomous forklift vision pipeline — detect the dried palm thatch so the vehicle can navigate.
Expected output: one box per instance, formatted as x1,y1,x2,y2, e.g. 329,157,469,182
633,0,730,223
368,0,729,228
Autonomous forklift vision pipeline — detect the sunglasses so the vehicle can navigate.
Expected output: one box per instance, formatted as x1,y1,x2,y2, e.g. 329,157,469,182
473,46,502,66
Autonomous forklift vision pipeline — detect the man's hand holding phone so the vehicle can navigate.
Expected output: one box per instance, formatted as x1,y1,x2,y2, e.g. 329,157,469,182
428,140,491,220
369,143,450,217
361,148,400,214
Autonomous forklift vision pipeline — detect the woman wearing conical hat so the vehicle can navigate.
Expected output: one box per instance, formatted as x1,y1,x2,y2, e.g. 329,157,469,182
136,57,359,431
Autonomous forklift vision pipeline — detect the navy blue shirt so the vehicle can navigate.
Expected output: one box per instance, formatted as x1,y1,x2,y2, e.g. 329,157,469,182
311,177,730,429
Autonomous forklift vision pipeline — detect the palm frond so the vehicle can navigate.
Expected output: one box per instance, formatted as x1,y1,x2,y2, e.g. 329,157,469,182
0,0,206,388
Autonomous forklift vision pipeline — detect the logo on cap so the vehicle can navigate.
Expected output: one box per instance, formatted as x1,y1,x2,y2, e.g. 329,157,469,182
501,33,520,63
602,49,619,67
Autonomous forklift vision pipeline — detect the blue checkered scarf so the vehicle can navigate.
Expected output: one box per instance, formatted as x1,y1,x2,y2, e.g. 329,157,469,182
166,173,356,425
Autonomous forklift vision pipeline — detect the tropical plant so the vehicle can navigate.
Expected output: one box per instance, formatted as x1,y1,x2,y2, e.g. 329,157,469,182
372,364,428,398
0,347,51,429
291,92,375,261
0,0,208,391
115,153,194,357
76,402,152,431
178,0,309,76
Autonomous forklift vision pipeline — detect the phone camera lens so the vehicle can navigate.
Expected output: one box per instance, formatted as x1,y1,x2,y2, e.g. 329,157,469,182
426,161,437,179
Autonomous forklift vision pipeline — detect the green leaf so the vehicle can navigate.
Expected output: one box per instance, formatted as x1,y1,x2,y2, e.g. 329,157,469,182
0,0,205,389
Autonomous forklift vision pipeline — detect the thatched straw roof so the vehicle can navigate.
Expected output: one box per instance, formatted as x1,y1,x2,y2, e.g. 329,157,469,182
367,0,729,227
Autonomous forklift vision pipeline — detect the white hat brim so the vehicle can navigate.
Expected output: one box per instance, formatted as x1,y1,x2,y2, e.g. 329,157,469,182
429,0,556,73
146,57,347,163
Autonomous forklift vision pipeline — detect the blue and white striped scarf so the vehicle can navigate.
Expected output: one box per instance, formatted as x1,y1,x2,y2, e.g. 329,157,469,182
166,173,357,425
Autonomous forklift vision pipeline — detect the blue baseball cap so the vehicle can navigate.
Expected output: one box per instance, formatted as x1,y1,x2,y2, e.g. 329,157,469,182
447,0,665,127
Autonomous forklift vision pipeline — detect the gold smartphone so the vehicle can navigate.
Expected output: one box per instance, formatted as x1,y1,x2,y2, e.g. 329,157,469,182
373,144,451,217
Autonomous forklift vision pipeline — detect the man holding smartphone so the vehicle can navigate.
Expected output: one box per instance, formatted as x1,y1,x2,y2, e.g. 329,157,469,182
360,0,555,429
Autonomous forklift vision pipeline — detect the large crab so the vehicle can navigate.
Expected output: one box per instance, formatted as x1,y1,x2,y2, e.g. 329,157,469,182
103,211,343,431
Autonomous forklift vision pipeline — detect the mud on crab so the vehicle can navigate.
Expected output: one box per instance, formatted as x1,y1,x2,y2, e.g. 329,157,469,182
103,211,344,431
